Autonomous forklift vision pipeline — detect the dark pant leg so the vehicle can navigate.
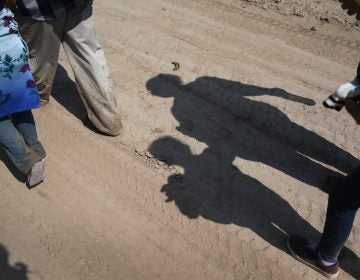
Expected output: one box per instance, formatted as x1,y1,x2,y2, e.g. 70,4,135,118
11,111,46,159
318,165,360,262
0,115,41,174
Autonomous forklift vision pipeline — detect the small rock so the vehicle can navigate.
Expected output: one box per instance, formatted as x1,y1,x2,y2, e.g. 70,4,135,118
135,149,143,156
293,10,305,17
145,151,154,158
310,26,317,31
320,16,329,23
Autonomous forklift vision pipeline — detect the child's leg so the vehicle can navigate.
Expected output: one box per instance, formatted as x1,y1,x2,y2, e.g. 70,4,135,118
11,111,46,159
0,116,41,174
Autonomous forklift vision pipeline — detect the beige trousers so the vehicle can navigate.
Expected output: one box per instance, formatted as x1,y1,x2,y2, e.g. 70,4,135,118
16,2,122,136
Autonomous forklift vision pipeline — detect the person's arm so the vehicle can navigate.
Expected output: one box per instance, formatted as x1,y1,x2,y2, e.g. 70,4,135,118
338,0,360,19
4,0,16,9
345,99,360,124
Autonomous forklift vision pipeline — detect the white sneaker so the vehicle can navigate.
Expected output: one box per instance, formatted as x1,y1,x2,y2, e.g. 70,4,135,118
27,160,45,187
323,80,360,111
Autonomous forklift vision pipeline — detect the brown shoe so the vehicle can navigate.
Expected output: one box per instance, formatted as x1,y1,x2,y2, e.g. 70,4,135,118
287,236,339,279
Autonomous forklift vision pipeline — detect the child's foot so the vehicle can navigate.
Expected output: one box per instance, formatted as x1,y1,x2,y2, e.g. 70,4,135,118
26,160,45,188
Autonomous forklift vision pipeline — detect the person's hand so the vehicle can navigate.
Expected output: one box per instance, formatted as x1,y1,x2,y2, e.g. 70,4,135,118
338,0,360,19
4,0,16,9
345,99,360,124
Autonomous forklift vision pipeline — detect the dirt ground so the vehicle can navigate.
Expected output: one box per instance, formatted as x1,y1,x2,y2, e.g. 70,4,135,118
0,0,360,279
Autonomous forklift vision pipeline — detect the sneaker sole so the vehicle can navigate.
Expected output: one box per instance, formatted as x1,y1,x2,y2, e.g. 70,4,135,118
27,161,45,188
287,239,339,279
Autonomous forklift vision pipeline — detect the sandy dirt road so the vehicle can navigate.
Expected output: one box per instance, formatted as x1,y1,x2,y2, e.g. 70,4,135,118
0,0,360,279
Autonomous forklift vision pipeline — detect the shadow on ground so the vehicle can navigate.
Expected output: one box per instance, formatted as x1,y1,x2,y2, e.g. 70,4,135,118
0,244,29,280
0,149,25,183
147,74,360,278
52,64,115,135
52,64,87,122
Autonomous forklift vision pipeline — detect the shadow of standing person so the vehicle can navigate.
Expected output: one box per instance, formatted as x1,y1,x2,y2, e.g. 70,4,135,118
146,74,358,188
0,244,29,280
149,136,360,278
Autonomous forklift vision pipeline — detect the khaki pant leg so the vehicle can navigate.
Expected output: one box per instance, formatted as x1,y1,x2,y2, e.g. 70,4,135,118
16,13,64,105
62,3,122,136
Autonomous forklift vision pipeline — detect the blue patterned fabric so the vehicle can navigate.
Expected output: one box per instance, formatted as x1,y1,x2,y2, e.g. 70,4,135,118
0,7,40,118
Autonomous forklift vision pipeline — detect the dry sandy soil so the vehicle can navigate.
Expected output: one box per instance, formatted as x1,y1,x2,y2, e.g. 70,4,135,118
1,0,360,279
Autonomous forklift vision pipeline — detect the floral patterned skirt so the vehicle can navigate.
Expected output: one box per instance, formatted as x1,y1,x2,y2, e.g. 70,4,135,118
0,7,39,118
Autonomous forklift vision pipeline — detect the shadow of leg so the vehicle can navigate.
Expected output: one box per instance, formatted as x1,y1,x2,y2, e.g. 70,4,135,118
52,63,87,121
